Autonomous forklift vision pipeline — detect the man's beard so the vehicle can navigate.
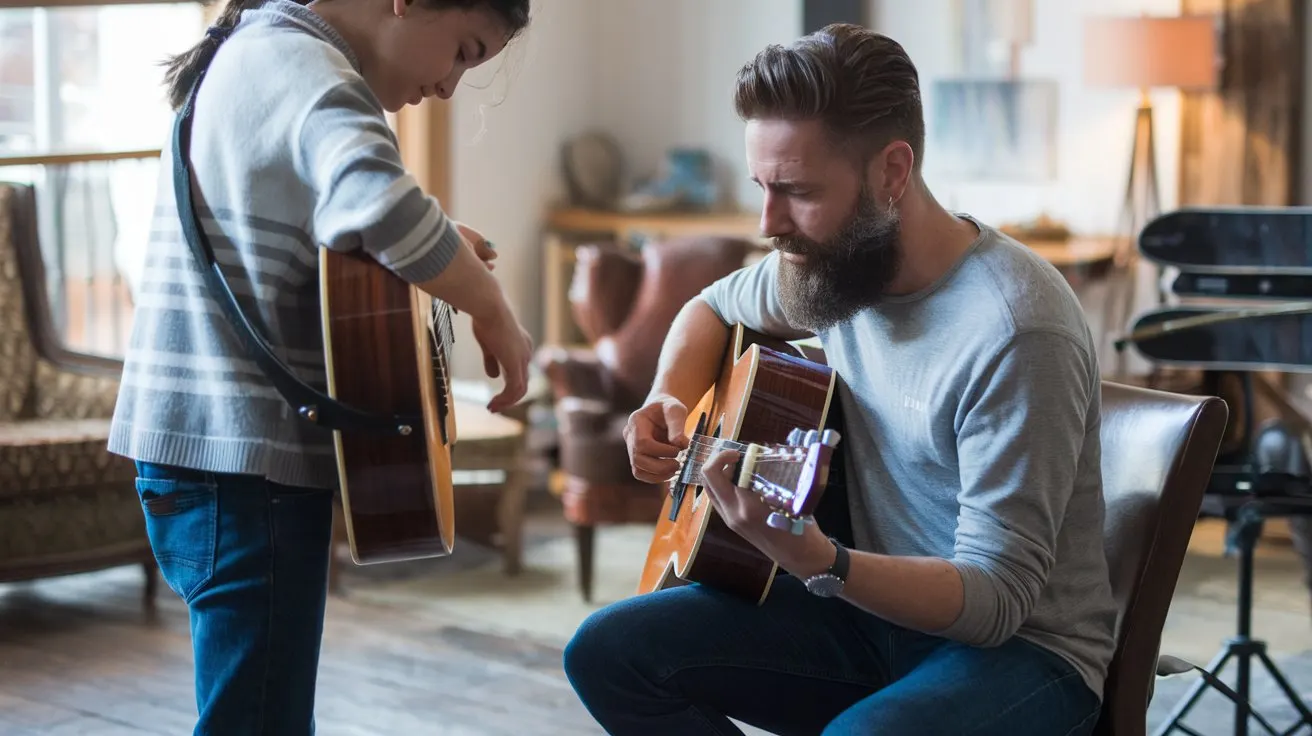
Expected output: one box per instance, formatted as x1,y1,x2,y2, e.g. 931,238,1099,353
774,190,902,332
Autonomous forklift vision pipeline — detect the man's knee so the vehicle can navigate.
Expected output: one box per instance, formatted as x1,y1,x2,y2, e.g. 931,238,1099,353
563,599,643,689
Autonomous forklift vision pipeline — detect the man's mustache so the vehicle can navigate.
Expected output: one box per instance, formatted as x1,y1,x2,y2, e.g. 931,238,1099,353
771,237,818,256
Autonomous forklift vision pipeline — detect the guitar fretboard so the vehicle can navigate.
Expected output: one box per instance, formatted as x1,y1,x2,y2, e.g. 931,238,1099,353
428,299,456,437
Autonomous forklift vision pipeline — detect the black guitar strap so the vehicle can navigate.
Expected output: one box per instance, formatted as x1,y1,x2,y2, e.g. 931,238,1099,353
171,74,420,436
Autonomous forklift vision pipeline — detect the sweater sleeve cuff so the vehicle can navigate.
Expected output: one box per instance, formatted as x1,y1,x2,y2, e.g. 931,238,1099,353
386,215,463,284
937,559,996,644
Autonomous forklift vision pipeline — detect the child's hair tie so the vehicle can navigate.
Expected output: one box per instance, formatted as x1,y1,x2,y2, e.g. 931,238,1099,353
205,25,232,42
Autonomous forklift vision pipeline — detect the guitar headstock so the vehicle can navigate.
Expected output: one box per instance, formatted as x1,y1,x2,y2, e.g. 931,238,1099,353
734,427,841,535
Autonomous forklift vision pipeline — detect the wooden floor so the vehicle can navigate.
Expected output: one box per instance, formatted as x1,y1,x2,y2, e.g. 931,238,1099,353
0,565,600,736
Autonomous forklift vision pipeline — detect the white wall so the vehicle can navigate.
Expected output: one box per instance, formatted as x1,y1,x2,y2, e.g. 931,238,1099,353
451,0,1303,386
592,0,803,212
872,0,1184,235
446,0,602,382
447,0,801,383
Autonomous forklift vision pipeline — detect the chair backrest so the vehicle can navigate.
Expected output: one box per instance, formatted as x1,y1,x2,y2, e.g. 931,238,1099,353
1095,381,1228,735
570,235,753,406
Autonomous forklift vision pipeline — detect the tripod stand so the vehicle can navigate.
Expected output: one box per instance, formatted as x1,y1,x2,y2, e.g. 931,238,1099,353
1146,372,1312,736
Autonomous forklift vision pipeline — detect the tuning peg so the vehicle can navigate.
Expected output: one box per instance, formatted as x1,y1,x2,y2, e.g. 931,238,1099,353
767,511,810,536
803,429,819,446
821,429,841,447
787,428,804,445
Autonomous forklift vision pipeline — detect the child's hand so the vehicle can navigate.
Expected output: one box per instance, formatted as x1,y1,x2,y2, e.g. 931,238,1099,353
455,222,497,271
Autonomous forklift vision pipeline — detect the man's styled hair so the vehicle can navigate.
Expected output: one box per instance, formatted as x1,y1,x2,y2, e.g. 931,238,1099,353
733,24,925,170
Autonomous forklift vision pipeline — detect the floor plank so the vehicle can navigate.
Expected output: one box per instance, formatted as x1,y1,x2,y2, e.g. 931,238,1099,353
4,512,1311,736
0,562,600,736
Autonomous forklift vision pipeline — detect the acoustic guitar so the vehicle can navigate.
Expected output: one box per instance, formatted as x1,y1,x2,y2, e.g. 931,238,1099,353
172,76,460,568
637,324,841,604
320,250,460,565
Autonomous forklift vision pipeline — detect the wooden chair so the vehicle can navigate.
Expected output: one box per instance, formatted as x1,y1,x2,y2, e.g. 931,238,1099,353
1096,381,1229,734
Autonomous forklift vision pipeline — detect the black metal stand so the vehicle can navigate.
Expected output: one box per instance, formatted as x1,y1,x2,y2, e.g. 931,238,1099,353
1153,373,1312,736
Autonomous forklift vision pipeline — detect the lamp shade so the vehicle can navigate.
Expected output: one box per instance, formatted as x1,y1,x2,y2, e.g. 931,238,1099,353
1084,15,1220,90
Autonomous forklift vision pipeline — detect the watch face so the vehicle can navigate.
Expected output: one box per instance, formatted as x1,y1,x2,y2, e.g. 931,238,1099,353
806,574,843,598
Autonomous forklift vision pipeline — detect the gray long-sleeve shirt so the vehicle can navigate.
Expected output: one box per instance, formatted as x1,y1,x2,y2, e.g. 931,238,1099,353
700,217,1118,700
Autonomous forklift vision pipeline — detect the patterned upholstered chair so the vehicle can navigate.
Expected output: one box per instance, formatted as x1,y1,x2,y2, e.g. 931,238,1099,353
0,182,155,603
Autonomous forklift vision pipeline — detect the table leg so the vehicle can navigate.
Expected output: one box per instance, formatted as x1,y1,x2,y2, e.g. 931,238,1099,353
498,453,528,576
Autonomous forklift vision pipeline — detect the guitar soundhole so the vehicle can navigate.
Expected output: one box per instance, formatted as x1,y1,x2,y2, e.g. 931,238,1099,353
428,299,456,444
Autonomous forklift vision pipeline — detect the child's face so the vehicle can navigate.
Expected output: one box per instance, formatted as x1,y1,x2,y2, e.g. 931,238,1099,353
373,2,509,112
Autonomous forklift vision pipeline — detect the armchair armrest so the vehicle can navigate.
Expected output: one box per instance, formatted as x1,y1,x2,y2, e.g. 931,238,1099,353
9,182,122,380
537,345,631,406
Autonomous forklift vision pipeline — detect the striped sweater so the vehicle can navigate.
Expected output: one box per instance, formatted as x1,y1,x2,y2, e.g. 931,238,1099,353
108,0,463,489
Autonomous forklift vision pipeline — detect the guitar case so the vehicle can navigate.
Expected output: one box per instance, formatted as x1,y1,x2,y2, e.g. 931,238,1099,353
1139,207,1312,276
1171,272,1312,300
1125,306,1312,374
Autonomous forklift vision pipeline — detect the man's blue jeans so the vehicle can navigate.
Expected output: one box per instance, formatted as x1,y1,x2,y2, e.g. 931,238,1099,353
134,461,333,736
563,575,1102,735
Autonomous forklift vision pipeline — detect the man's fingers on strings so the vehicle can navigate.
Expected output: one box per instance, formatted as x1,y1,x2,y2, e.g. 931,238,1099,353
632,455,680,481
632,435,684,460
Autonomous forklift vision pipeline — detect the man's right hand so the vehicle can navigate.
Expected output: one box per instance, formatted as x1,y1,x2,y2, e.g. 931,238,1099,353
624,394,691,484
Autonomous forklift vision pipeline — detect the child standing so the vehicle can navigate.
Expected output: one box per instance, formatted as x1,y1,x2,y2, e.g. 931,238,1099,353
108,1,533,733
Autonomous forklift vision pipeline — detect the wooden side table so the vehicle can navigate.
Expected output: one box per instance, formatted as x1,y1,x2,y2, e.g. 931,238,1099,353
328,400,529,594
448,400,529,576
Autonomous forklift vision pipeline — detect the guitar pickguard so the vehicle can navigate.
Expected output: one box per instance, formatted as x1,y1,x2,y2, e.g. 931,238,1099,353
669,412,708,522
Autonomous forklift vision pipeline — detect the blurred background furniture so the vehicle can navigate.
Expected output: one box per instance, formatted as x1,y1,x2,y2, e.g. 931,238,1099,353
0,182,154,604
537,235,755,600
540,207,762,347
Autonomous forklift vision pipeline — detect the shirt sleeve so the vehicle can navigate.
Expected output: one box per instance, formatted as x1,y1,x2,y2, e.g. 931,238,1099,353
296,79,463,285
937,328,1096,647
699,250,813,341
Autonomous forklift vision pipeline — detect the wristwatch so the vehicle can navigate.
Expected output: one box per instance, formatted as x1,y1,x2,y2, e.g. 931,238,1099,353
803,537,849,598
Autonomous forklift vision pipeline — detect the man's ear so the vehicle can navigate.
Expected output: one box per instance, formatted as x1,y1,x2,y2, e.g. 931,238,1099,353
866,140,915,204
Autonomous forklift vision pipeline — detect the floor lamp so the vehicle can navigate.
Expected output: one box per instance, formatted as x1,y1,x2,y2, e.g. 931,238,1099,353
1083,15,1220,378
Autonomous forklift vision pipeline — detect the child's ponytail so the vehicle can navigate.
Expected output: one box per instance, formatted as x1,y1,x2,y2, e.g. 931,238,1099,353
163,0,264,110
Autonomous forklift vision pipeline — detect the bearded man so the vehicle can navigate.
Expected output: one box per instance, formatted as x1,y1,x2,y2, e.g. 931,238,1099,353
562,24,1117,736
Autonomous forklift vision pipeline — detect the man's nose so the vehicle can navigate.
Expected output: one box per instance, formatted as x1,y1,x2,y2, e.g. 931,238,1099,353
759,192,793,239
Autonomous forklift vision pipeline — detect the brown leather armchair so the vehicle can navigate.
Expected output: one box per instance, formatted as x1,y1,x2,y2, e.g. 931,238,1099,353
538,235,754,600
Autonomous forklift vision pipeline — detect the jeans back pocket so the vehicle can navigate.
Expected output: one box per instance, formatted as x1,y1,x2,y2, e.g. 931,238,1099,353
135,476,219,602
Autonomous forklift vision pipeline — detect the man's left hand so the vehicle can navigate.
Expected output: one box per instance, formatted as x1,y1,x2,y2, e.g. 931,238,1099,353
700,448,837,579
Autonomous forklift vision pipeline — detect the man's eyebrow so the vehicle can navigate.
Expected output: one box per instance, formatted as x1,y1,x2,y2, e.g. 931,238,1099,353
749,176,813,191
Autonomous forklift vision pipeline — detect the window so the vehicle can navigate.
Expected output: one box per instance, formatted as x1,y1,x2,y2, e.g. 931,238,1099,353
0,2,204,155
0,2,204,359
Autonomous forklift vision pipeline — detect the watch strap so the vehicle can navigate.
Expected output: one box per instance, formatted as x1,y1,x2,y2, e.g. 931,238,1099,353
828,537,849,581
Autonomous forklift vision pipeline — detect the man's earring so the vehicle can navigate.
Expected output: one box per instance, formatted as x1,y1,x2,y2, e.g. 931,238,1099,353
887,196,895,212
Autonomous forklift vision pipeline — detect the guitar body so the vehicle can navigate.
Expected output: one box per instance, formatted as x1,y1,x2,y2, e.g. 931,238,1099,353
637,325,837,604
319,249,459,565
